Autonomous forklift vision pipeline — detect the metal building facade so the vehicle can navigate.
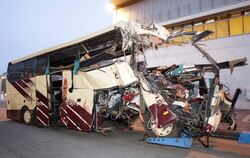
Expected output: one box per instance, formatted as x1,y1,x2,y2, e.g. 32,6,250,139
114,0,250,24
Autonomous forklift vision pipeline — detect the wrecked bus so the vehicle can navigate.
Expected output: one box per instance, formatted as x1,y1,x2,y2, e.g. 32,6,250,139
6,21,247,140
6,21,172,134
144,30,247,140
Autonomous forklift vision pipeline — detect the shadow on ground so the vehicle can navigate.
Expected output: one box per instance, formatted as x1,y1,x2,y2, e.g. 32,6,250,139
0,120,249,158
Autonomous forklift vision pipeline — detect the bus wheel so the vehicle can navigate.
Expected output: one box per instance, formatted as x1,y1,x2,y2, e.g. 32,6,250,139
22,107,33,125
143,109,182,137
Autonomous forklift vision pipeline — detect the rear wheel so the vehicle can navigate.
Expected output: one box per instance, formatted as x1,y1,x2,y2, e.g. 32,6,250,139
22,107,33,125
143,109,182,137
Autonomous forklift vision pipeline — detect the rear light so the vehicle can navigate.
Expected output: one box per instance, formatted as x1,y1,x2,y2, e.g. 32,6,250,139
163,111,169,116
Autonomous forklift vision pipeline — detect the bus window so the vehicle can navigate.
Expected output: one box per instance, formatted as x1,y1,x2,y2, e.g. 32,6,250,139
7,63,11,80
10,62,24,81
36,55,47,76
50,48,78,68
24,59,35,78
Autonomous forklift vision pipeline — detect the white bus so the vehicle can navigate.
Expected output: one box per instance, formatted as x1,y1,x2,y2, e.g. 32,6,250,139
6,21,175,135
7,21,242,139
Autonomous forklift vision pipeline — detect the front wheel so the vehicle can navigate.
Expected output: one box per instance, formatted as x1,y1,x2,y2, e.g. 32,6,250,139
143,109,182,137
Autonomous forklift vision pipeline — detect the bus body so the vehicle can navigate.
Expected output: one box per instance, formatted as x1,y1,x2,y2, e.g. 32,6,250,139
7,60,138,131
6,21,174,133
7,21,245,138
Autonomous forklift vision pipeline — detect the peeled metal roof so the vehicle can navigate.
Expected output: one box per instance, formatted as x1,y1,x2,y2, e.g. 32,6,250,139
10,22,124,64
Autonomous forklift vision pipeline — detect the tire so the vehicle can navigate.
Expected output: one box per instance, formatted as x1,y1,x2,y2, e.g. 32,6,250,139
143,109,182,137
22,107,33,125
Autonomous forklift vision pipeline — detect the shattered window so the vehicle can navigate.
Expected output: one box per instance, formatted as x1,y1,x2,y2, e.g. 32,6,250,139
80,59,114,72
9,62,24,81
36,55,47,76
24,59,35,78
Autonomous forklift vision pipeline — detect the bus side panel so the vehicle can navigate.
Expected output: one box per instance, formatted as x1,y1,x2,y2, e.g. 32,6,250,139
22,78,36,110
59,78,68,127
6,79,21,120
35,75,50,126
6,78,35,121
62,71,93,132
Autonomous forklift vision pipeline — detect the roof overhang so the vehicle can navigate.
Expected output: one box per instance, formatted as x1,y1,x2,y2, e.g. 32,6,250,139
111,0,143,9
158,1,250,28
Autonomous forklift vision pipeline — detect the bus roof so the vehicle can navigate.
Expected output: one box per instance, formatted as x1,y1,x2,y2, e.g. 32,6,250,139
10,21,126,65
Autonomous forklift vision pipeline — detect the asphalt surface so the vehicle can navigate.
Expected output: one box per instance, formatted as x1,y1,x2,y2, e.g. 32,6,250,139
0,99,250,158
0,120,250,158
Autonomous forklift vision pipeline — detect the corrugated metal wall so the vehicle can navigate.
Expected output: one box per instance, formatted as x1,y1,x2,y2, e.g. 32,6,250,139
170,14,250,43
115,0,249,24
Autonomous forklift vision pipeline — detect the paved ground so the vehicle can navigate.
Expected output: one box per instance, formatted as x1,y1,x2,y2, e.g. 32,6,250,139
214,109,250,139
0,102,250,158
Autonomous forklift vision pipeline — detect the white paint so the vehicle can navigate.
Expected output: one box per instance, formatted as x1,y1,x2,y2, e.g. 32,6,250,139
208,110,222,132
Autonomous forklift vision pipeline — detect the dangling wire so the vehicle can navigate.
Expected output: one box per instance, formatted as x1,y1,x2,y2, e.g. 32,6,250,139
45,54,50,75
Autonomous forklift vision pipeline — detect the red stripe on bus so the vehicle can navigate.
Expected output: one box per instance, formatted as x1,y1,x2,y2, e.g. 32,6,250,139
66,116,81,130
36,90,49,126
36,107,49,125
23,79,33,84
37,103,48,113
8,80,31,100
36,90,48,107
68,104,92,125
67,105,92,132
17,80,29,89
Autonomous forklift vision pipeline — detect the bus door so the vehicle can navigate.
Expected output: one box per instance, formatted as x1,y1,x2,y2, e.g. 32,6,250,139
49,72,63,125
62,70,93,132
35,75,50,127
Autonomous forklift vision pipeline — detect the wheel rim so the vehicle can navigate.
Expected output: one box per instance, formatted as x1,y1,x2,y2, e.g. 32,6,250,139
144,110,174,137
23,110,31,124
151,122,173,137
